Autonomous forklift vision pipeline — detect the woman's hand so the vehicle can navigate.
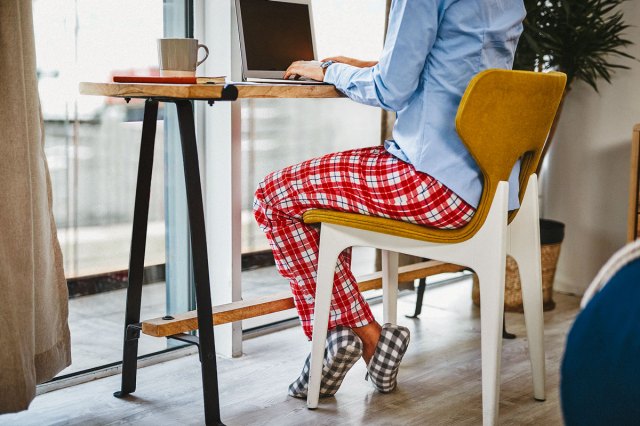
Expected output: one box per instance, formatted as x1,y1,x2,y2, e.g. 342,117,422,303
321,56,378,68
283,61,325,82
282,56,379,81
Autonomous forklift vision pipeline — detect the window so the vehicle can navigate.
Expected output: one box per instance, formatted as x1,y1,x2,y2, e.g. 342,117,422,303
240,0,388,303
35,0,388,376
34,0,174,375
35,0,166,278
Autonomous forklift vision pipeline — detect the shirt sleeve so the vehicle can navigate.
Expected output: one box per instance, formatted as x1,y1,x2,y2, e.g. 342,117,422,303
323,0,439,112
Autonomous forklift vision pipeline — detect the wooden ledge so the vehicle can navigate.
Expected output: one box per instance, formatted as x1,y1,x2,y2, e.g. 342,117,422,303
141,260,465,337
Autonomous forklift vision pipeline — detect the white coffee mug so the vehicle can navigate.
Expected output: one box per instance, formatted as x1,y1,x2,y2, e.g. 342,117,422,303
157,38,209,77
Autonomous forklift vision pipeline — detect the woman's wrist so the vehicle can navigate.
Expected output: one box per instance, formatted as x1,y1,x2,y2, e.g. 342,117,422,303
321,60,335,77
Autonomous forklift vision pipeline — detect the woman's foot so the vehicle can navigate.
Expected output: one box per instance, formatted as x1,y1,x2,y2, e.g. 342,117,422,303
365,323,411,393
353,321,383,365
288,326,363,398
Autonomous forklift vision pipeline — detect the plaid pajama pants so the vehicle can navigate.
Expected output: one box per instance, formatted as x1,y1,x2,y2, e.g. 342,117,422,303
253,146,475,339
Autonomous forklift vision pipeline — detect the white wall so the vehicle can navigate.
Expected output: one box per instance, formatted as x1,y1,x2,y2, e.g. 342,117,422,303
542,1,640,295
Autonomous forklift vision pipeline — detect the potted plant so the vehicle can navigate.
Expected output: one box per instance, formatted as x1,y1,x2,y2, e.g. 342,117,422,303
472,0,636,312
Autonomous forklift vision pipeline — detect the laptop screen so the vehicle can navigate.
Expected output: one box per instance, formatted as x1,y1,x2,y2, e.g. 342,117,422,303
237,0,315,72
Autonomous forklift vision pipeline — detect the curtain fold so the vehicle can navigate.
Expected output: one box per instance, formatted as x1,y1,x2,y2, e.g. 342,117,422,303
0,0,71,413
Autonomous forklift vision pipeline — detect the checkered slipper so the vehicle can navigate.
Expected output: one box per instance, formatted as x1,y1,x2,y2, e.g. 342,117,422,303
366,323,411,393
288,326,363,398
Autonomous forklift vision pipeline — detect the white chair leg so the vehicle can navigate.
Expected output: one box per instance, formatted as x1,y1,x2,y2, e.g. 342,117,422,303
307,226,346,409
382,250,399,325
514,243,545,400
476,258,506,426
509,175,545,400
473,180,509,426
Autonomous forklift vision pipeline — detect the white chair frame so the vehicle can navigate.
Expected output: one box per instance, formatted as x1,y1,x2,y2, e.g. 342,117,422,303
306,174,545,426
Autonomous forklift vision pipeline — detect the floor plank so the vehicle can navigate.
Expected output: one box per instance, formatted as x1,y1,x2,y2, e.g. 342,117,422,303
0,279,580,425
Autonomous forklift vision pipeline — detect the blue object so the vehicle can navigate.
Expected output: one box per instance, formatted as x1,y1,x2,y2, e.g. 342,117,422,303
561,258,640,425
323,0,526,209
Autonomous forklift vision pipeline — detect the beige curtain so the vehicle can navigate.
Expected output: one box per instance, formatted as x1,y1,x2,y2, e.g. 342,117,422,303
0,0,71,413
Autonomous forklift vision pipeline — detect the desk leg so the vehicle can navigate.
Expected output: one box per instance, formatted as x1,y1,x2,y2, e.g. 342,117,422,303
175,100,223,426
114,99,158,398
406,277,427,319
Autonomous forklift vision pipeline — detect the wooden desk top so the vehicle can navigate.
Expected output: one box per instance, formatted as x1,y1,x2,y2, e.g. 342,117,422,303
79,82,344,100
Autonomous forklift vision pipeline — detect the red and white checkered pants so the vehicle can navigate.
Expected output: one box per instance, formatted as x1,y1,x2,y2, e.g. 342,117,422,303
253,146,475,339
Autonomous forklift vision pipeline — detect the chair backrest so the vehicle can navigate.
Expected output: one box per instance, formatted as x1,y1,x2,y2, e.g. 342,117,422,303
303,69,566,245
455,69,566,233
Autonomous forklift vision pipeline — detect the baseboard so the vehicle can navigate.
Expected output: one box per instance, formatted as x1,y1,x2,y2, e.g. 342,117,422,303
67,264,165,299
66,251,277,299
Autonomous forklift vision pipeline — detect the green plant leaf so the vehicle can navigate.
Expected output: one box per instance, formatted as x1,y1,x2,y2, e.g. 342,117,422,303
513,0,635,91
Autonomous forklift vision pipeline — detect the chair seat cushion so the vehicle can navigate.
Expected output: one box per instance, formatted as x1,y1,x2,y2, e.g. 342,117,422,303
302,209,473,244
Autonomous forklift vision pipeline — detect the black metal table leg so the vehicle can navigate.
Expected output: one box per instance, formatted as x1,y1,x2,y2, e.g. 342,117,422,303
406,277,427,319
114,99,159,398
503,314,516,339
406,277,516,338
175,100,224,426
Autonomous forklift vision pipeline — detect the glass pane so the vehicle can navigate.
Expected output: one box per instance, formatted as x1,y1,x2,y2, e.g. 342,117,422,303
35,0,165,278
241,1,387,305
34,0,172,375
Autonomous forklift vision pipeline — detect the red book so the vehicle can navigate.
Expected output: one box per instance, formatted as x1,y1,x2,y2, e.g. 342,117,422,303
113,75,225,84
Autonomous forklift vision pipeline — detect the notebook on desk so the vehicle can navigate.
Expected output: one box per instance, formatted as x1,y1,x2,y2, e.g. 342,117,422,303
235,0,327,85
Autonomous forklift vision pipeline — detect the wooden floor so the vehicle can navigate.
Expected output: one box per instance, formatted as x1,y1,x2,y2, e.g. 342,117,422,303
0,279,580,425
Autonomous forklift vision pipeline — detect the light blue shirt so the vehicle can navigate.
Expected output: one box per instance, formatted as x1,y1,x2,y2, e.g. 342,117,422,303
324,0,526,210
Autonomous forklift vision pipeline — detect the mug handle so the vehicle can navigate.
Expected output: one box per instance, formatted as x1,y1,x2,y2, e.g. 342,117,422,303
196,44,210,68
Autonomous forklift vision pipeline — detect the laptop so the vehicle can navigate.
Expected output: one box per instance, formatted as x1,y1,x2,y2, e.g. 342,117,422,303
235,0,325,84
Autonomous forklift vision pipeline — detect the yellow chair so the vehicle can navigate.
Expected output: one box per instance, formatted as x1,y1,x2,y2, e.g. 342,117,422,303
303,69,567,425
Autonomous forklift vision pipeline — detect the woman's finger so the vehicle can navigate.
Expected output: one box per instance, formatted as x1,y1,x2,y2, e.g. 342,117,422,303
283,65,300,80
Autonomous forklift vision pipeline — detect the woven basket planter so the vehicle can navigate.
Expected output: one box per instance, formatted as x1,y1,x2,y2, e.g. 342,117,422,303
472,219,564,312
